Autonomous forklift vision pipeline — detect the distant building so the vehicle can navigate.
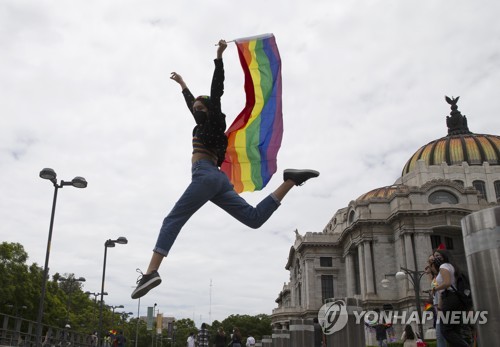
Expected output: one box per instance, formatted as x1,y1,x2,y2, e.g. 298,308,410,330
139,315,175,331
271,97,500,344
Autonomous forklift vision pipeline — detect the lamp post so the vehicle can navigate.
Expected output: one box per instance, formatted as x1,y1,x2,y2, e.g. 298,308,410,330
58,276,86,324
117,312,134,327
5,304,27,317
85,291,108,329
97,237,128,345
35,168,87,347
134,297,141,347
109,305,124,327
381,266,426,339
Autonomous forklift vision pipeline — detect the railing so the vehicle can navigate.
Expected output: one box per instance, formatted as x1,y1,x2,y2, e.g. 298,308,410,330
0,313,95,347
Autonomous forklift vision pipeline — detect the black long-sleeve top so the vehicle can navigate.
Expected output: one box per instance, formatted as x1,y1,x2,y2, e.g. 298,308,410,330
182,58,228,166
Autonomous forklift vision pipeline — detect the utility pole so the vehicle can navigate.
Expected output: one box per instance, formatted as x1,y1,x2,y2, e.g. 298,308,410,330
209,279,212,325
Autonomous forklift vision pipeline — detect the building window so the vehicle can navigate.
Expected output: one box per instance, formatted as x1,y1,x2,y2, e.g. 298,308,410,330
321,275,334,303
445,237,454,250
472,180,487,200
349,210,355,223
320,257,333,267
428,190,458,204
495,181,500,202
431,235,442,250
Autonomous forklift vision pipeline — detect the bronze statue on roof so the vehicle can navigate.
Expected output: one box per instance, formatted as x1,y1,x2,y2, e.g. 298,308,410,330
445,95,471,135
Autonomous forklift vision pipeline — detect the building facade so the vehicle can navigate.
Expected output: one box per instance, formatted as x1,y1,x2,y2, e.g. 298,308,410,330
271,97,500,343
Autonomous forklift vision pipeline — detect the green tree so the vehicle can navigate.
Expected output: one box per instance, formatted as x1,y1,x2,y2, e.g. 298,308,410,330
221,314,272,342
171,318,197,347
1,242,276,346
0,242,40,319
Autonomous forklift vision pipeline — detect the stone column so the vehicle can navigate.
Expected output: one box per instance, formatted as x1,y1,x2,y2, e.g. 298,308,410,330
345,253,356,297
357,243,366,297
304,258,314,309
363,241,375,294
404,234,416,271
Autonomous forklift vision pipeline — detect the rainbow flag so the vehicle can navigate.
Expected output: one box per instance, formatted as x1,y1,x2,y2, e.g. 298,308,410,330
424,303,433,311
221,33,283,193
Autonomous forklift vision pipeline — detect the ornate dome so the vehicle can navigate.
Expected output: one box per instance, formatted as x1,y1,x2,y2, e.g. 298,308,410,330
357,184,408,202
402,96,500,176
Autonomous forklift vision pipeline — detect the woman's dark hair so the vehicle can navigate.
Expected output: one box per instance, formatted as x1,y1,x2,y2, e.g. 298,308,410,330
232,327,242,340
404,324,415,340
426,254,438,278
434,249,461,278
195,95,212,112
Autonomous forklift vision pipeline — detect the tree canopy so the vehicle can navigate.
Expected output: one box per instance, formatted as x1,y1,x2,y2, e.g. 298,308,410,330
0,242,273,346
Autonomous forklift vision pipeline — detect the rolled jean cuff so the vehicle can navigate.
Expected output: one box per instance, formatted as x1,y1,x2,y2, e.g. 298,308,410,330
269,193,281,207
153,247,169,257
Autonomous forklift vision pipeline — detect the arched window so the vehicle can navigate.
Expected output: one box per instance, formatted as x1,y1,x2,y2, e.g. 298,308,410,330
348,210,355,223
472,180,487,200
428,190,458,204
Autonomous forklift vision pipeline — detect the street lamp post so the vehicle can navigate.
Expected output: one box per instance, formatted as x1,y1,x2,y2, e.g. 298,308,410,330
396,267,426,339
134,297,141,347
117,312,134,327
382,266,426,339
109,305,125,327
58,276,86,324
85,291,108,330
97,237,128,345
35,168,87,347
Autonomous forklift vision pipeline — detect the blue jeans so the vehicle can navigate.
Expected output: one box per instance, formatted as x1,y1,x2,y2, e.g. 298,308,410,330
154,160,280,255
435,320,447,347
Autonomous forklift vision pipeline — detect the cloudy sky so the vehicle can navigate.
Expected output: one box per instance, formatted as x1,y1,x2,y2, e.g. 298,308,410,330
2,0,499,327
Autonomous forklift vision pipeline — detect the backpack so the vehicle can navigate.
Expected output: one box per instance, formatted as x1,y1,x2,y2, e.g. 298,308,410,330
451,272,473,310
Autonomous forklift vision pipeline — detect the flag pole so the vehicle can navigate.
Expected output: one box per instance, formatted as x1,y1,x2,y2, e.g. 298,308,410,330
215,40,234,46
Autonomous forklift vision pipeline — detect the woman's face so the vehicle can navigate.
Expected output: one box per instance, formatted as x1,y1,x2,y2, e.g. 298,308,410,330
433,252,444,261
425,255,434,273
193,100,208,113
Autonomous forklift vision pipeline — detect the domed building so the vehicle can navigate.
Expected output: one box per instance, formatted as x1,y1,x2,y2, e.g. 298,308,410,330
271,97,500,344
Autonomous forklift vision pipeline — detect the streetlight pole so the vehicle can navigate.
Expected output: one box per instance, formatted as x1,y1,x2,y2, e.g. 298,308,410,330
110,305,125,327
97,237,128,346
58,276,86,324
117,311,133,328
35,168,87,347
397,267,426,339
85,291,108,330
135,297,140,347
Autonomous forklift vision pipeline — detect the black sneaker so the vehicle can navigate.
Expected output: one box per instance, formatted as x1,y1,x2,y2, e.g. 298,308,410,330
131,269,162,299
283,169,320,186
